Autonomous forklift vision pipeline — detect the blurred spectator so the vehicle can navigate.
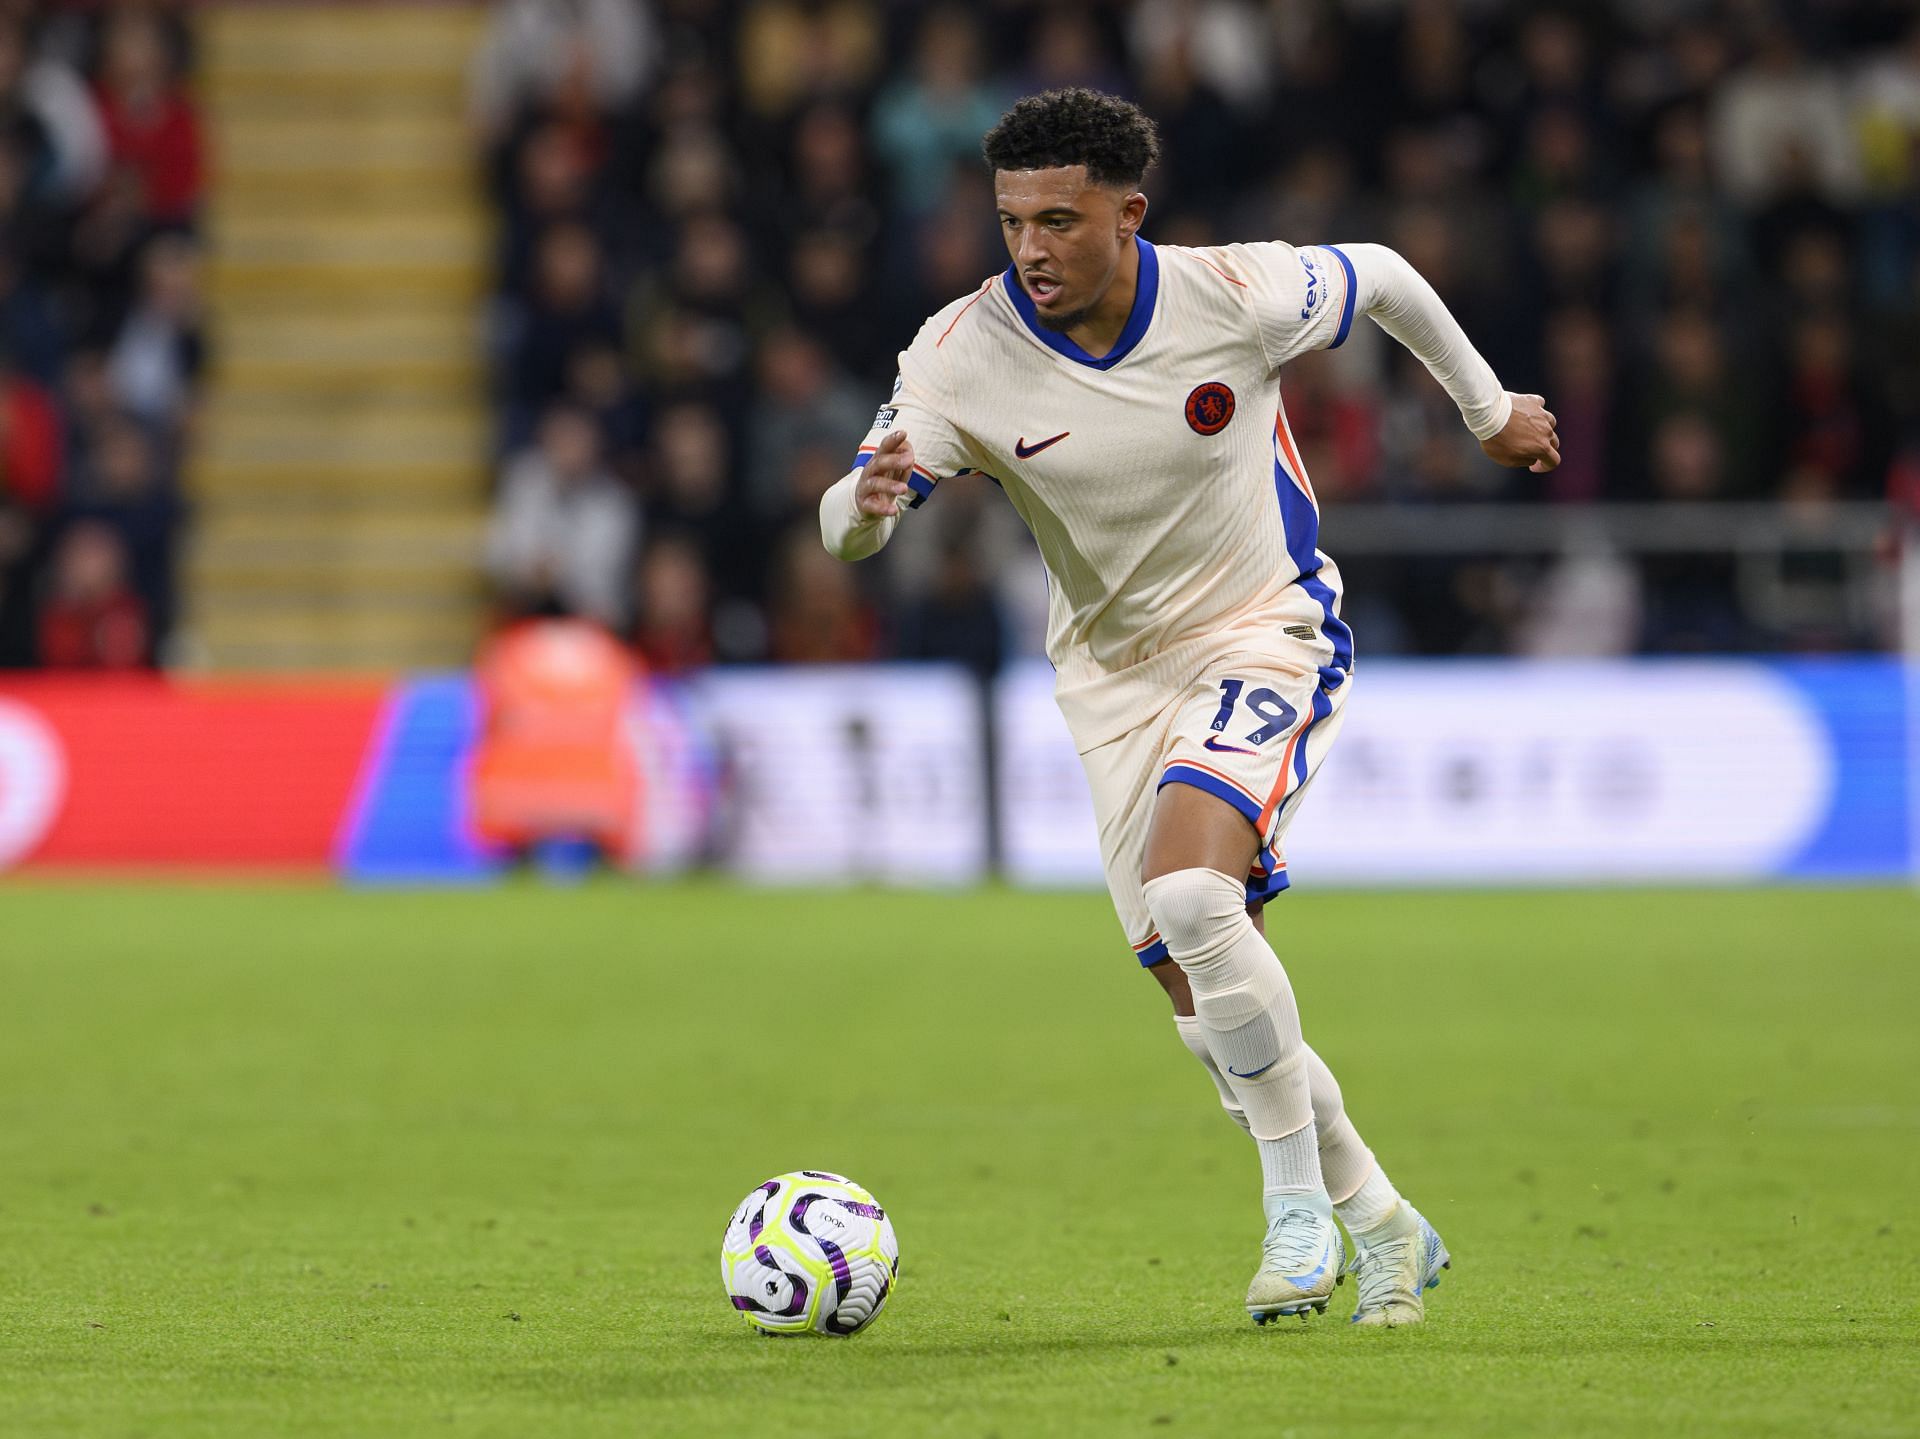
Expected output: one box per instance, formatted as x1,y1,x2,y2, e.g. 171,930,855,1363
640,118,738,234
0,355,59,665
0,239,66,385
744,326,871,517
871,8,1004,217
469,0,657,142
1854,19,1920,189
882,172,999,356
642,399,731,565
0,355,63,511
631,532,713,673
63,410,182,649
784,101,879,238
60,345,114,470
106,230,203,431
1647,410,1729,503
1127,0,1274,119
66,159,153,339
565,339,648,482
1537,307,1615,504
1770,311,1890,500
1854,19,1920,305
92,10,202,225
627,211,764,392
736,0,880,121
1711,25,1859,207
497,119,620,298
0,16,106,206
500,221,622,434
1017,7,1126,98
766,523,876,664
1515,542,1643,659
789,225,891,377
0,492,34,663
1131,25,1243,223
1630,305,1758,497
36,518,147,668
896,537,1005,681
1271,350,1380,504
1623,103,1747,297
486,404,637,628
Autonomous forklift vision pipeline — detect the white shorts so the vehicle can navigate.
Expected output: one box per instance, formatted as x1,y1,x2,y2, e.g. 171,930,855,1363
1078,659,1351,967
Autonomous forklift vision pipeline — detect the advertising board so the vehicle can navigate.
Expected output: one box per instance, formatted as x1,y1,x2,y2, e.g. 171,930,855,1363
995,659,1915,887
1,661,1910,885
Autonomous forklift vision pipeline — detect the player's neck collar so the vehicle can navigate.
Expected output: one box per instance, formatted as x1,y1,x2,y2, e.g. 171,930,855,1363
1002,235,1158,371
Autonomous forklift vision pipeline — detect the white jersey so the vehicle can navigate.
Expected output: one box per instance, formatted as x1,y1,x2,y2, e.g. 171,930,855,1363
824,236,1508,752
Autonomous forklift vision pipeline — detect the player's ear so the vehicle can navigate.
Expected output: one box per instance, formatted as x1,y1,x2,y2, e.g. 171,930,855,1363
1118,190,1147,241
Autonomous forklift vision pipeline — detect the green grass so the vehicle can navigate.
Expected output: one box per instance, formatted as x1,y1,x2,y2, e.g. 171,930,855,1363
1,882,1916,1437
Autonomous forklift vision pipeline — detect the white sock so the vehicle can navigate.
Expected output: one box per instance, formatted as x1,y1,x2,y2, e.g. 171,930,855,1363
1257,1120,1320,1196
1173,1014,1251,1132
1175,1021,1395,1211
1304,1045,1376,1203
1335,1163,1403,1236
1144,868,1320,1192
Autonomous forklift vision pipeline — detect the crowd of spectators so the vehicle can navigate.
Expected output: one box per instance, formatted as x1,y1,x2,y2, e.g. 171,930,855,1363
468,1,1913,665
0,0,201,670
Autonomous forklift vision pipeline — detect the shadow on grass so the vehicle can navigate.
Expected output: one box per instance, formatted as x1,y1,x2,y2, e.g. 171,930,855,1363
477,1317,1298,1404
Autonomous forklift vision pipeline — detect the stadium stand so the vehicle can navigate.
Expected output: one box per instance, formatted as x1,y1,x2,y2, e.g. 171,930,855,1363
0,2,200,669
470,0,1919,668
3,1,1916,673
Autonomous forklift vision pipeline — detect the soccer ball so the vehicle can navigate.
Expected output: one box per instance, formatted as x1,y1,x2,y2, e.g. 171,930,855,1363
721,1170,899,1336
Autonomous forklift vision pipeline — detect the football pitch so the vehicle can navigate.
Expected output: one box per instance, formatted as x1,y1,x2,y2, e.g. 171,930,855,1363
2,881,1915,1437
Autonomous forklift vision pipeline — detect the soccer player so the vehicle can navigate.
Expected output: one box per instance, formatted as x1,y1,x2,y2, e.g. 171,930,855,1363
819,90,1558,1326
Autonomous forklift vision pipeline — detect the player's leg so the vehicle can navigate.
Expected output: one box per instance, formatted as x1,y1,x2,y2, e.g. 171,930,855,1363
1148,959,1249,1131
1141,780,1342,1320
1240,907,1380,1220
1146,790,1452,1328
1143,783,1314,1181
1247,906,1451,1326
1153,911,1397,1194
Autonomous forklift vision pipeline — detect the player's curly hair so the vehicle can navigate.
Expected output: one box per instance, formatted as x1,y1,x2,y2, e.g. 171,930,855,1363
982,88,1161,189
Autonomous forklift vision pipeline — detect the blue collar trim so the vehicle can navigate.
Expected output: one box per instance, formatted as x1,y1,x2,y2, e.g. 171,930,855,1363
1002,235,1159,371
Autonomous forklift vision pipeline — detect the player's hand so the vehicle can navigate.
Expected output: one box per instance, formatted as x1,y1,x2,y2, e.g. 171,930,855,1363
855,429,916,518
1482,393,1560,473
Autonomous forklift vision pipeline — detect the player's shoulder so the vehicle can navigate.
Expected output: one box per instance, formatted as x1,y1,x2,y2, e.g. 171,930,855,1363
1158,239,1309,298
905,272,1012,365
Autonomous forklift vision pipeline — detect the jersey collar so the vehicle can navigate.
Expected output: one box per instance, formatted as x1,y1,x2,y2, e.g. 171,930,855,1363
1002,235,1159,371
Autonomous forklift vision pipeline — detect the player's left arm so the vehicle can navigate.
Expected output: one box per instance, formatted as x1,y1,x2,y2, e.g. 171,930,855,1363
1236,239,1558,473
1339,243,1559,473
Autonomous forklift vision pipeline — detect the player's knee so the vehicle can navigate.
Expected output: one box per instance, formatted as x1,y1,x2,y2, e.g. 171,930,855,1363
1142,867,1248,977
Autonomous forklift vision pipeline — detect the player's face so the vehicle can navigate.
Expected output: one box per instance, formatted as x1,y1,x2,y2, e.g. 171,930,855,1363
994,166,1146,333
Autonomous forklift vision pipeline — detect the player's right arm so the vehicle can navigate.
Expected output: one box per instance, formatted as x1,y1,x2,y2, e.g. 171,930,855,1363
819,324,981,562
820,430,916,561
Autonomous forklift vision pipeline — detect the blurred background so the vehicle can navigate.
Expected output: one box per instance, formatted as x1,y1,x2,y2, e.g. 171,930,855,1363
0,0,1913,891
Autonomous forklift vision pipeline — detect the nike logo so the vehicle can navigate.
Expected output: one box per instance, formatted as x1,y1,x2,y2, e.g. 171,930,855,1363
1204,736,1258,755
1286,1245,1333,1289
1014,431,1069,459
1227,1058,1278,1078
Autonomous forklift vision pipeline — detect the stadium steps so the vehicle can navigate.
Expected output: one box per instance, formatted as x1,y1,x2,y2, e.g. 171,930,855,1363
186,4,491,672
